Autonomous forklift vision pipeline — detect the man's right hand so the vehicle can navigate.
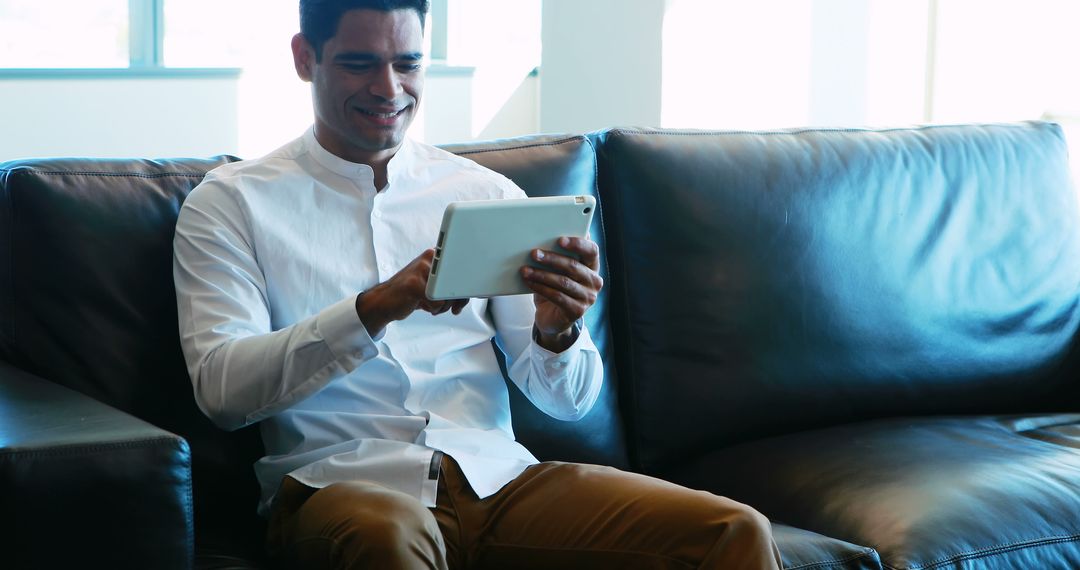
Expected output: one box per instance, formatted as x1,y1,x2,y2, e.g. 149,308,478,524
354,249,469,337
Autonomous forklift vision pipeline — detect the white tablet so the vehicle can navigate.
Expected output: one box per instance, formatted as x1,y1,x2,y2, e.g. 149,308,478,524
425,195,597,300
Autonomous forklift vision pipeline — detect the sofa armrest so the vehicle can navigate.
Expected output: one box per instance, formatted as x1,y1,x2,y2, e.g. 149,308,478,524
0,361,193,570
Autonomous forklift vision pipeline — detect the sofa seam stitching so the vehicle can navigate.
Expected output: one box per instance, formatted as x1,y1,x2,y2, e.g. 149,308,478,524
783,548,879,570
884,533,1080,570
180,440,195,569
451,136,585,156
604,120,1048,139
579,135,625,464
4,170,210,179
1,169,14,354
597,133,646,472
0,435,184,459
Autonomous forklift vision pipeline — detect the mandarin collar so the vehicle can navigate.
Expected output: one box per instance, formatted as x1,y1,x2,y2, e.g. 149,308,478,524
302,127,415,191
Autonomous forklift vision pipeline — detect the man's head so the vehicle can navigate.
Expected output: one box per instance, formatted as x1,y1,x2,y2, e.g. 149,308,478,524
292,0,430,169
300,0,430,63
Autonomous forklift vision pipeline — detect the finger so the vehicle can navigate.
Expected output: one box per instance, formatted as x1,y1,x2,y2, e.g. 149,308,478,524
555,236,601,271
450,298,470,315
412,249,436,277
531,248,589,281
525,280,587,322
533,245,602,289
525,253,603,298
522,266,598,309
419,298,449,315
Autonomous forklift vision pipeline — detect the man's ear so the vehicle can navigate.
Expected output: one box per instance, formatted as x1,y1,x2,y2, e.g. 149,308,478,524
291,33,315,82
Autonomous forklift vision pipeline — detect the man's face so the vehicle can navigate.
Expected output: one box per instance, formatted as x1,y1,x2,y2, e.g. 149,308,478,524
294,9,425,165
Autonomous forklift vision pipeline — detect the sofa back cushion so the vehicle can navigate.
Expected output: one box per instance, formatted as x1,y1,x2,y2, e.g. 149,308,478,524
595,122,1080,473
442,134,629,469
0,157,266,545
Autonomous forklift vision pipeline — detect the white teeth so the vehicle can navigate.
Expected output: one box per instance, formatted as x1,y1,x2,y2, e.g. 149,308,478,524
360,109,402,118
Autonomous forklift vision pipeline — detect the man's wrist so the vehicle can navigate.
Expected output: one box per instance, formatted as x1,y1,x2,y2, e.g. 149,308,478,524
534,322,580,353
355,289,390,337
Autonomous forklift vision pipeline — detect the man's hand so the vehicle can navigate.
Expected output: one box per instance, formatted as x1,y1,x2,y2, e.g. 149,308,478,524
355,249,469,337
521,236,604,352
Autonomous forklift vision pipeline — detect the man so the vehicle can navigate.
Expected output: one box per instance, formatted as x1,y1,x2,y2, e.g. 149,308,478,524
173,1,782,568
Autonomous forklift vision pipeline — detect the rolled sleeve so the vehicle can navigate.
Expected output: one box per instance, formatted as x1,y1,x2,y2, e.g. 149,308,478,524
517,322,603,422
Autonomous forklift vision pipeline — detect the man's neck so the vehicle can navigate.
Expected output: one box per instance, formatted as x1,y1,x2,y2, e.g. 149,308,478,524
369,159,390,191
311,127,400,190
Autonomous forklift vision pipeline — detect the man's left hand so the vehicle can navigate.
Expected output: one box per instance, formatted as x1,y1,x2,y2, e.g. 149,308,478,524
520,236,603,352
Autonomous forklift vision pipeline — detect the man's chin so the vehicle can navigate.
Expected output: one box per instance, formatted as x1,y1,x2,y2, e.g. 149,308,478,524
346,130,407,155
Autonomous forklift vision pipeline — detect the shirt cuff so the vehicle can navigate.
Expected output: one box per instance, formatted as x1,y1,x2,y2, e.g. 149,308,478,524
531,320,591,363
316,295,380,370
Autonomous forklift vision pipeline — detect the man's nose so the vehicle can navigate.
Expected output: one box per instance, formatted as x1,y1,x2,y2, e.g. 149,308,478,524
370,65,403,100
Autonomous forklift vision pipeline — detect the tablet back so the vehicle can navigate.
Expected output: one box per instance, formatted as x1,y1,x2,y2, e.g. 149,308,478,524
426,195,596,300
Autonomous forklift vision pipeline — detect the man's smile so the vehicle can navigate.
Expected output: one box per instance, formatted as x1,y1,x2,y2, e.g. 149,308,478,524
352,105,409,128
357,107,406,119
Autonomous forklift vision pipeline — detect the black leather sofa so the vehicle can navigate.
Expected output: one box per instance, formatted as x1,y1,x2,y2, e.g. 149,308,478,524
2,121,1079,569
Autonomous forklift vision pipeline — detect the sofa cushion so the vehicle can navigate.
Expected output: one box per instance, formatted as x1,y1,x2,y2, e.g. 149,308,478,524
594,122,1080,473
667,415,1080,569
442,134,630,469
0,157,267,562
0,361,193,569
773,524,881,570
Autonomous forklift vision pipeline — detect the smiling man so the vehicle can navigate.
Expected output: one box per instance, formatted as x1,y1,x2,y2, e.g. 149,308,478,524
173,1,782,569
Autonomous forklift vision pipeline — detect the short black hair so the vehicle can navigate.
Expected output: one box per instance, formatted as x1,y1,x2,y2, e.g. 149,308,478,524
300,0,430,62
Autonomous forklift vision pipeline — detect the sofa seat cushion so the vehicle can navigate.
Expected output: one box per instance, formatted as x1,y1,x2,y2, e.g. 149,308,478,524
773,523,881,569
666,415,1080,570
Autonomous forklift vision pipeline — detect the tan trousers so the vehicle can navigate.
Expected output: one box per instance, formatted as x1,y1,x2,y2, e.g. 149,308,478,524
267,456,782,570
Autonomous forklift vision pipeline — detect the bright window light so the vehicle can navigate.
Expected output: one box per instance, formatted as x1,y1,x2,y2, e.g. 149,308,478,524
0,0,128,68
865,0,929,126
444,0,540,138
932,0,1080,124
662,0,813,130
163,0,264,68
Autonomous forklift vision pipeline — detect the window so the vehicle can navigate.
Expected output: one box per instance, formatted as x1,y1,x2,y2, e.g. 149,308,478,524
0,0,282,70
662,0,814,130
164,0,299,68
0,0,129,68
931,0,1080,124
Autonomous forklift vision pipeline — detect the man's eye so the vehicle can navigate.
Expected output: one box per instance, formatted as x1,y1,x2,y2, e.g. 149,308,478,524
397,63,422,72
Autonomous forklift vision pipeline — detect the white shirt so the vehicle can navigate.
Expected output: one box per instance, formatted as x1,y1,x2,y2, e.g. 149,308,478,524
173,129,604,515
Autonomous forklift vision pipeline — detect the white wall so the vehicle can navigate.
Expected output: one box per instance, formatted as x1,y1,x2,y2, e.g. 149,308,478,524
0,75,238,160
477,73,539,141
809,0,869,126
0,67,538,161
539,0,667,134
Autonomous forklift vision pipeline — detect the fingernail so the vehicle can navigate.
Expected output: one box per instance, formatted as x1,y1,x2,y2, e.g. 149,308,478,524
534,249,544,260
559,237,570,246
522,267,533,277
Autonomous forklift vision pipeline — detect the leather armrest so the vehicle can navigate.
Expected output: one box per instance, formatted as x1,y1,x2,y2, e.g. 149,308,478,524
0,361,193,569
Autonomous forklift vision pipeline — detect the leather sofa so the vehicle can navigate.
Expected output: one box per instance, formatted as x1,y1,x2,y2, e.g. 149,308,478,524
2,121,1078,569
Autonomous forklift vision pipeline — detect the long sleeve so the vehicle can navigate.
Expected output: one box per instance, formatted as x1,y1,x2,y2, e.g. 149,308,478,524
173,179,379,431
490,293,604,421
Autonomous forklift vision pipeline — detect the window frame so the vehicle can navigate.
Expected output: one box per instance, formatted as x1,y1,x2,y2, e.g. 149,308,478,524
0,0,233,77
1,0,451,78
128,0,163,68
